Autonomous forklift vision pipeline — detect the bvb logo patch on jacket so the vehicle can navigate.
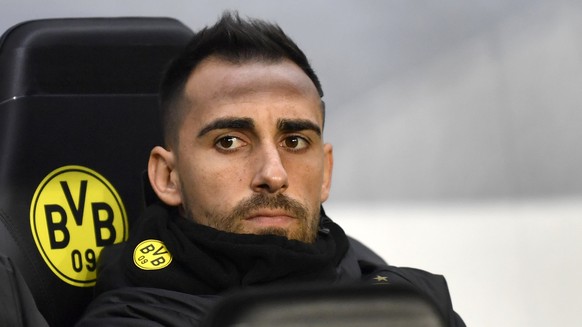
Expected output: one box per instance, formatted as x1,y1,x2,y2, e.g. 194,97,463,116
133,239,173,270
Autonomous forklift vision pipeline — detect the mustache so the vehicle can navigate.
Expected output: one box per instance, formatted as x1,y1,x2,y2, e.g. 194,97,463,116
230,193,308,221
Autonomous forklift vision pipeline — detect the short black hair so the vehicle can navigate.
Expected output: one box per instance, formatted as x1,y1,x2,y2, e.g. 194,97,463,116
159,11,324,147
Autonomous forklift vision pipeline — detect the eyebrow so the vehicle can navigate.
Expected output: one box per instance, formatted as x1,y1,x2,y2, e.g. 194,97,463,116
197,117,322,138
197,117,254,137
278,119,321,136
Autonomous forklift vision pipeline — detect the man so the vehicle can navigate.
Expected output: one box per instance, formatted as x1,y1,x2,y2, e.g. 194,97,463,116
77,12,464,326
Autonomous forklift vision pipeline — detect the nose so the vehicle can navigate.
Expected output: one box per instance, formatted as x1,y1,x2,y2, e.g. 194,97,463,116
251,144,289,193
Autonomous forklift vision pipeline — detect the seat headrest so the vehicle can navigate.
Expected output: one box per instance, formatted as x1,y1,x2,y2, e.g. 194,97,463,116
0,17,193,99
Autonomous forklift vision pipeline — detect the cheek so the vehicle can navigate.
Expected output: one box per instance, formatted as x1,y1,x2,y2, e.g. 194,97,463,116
288,160,324,202
181,158,249,210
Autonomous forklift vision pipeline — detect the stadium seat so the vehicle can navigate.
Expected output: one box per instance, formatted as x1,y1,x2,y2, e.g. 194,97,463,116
203,283,446,327
0,17,193,326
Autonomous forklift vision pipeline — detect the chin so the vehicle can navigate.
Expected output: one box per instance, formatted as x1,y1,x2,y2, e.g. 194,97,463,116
255,226,290,239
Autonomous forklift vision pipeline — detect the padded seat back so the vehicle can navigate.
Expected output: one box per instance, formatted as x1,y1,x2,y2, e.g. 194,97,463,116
203,283,446,327
0,17,192,326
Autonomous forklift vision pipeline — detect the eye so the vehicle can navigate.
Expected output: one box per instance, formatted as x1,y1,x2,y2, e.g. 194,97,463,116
281,136,309,151
215,136,246,151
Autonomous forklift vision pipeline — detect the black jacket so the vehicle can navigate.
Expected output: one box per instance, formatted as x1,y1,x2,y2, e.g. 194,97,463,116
76,203,465,326
0,254,49,327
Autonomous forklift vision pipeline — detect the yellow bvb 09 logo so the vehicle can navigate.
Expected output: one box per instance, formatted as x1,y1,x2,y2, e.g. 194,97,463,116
133,239,172,270
30,165,128,287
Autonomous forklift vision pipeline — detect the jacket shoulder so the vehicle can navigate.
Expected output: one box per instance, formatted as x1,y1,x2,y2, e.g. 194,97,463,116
364,264,465,327
342,238,465,327
76,287,219,326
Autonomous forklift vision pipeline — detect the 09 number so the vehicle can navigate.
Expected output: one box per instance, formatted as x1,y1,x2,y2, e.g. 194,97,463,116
71,249,97,273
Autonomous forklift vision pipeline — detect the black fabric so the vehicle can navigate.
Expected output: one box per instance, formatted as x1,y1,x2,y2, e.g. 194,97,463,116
96,202,349,296
0,254,48,327
76,287,219,327
79,204,465,327
359,263,464,326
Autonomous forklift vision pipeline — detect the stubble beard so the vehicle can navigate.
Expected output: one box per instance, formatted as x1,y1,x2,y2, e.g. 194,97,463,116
183,193,320,244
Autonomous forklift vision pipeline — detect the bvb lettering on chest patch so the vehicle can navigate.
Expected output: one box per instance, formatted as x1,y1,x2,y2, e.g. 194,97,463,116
133,239,173,270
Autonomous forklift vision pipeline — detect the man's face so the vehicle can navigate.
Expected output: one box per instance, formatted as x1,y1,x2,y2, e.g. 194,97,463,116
155,57,333,243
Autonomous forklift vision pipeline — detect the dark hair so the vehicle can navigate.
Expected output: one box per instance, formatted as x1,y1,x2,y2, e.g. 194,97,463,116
159,11,325,147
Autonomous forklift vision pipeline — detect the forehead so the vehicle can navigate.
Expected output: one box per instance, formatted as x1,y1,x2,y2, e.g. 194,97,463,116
182,57,323,124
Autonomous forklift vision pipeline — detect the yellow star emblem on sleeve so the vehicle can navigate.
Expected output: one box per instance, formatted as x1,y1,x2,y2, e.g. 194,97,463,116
373,275,389,283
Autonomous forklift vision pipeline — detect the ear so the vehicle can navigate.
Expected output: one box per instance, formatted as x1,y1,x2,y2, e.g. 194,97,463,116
148,146,182,206
320,143,333,203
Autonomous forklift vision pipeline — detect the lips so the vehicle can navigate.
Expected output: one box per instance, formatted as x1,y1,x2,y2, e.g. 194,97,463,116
244,210,296,227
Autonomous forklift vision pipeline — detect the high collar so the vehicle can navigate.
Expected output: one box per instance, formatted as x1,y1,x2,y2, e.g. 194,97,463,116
108,202,349,295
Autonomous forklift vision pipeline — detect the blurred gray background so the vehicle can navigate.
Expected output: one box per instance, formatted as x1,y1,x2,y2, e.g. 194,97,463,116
3,0,581,204
2,1,582,326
